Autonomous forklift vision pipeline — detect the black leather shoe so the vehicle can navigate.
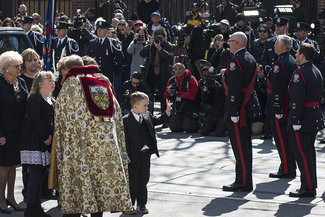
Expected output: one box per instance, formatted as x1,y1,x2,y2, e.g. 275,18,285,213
289,189,316,197
162,122,169,128
222,183,253,192
269,172,296,178
260,134,272,140
136,205,149,214
0,207,10,214
320,138,325,144
6,199,25,211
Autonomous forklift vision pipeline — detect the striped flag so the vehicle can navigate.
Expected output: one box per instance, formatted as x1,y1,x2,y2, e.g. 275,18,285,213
42,0,55,71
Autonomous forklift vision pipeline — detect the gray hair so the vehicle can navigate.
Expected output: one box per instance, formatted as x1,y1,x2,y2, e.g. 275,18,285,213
0,51,22,74
173,62,185,69
277,35,292,51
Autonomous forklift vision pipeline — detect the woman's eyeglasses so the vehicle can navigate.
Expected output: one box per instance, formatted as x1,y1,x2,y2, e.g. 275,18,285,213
9,64,22,69
119,23,126,26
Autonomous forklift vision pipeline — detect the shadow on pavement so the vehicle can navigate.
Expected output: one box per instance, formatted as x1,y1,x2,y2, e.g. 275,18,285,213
201,192,250,216
253,179,292,199
274,197,315,217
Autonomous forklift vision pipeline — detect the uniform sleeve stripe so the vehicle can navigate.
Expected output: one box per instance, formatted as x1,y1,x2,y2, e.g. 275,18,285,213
233,58,243,72
298,70,306,84
278,61,286,77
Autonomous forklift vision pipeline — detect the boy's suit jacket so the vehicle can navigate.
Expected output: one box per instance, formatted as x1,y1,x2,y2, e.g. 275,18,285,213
123,111,169,162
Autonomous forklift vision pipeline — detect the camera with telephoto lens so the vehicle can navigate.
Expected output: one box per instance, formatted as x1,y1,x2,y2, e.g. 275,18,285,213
73,9,84,31
198,67,222,88
169,83,179,98
154,36,161,44
172,23,194,48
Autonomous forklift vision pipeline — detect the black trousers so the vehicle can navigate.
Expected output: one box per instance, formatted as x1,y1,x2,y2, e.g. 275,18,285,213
201,115,227,137
226,118,253,187
147,72,166,113
27,166,46,204
169,112,199,133
128,151,151,207
270,116,296,175
62,213,103,217
289,131,318,190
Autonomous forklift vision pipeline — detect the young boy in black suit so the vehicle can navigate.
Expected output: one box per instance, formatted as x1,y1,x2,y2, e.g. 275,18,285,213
123,91,171,214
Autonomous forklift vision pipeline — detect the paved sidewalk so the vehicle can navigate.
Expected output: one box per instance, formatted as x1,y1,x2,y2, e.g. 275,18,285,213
2,127,325,217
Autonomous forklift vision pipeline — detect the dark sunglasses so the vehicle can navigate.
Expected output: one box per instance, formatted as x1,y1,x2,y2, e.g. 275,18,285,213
201,17,208,20
259,30,267,33
119,23,126,26
135,24,143,26
111,31,116,34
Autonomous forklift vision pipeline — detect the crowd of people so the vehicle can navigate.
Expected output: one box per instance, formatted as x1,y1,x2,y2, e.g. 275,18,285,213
0,0,324,216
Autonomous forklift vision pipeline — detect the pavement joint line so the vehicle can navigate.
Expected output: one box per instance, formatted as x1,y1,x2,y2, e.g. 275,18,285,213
148,189,325,207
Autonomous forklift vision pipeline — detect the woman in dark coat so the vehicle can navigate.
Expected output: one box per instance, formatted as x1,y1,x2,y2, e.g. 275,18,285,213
0,51,28,214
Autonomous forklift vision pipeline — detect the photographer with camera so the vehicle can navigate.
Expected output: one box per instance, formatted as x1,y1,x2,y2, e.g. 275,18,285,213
68,10,97,56
140,28,173,124
120,71,154,115
199,66,227,137
164,63,199,133
189,12,210,80
127,26,148,75
209,35,233,73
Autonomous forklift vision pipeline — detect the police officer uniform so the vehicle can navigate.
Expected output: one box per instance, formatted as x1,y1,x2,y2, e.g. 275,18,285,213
86,21,124,85
261,17,297,72
52,22,79,77
294,22,320,64
288,61,324,197
267,51,298,178
222,48,261,191
21,16,44,57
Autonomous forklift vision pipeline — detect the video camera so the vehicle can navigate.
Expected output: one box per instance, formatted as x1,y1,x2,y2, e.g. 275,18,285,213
172,23,194,48
198,67,222,88
73,9,85,31
169,83,179,98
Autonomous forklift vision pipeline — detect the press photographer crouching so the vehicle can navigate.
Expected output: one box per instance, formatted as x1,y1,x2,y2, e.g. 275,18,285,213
199,66,227,137
120,71,154,115
164,63,199,133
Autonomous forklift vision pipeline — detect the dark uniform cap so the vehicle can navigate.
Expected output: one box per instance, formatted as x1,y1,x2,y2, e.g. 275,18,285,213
97,21,111,29
295,22,309,31
274,17,289,26
20,16,34,24
236,13,243,22
56,21,72,29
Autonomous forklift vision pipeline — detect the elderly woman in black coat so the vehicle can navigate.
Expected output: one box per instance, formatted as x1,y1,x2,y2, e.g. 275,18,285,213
0,51,28,214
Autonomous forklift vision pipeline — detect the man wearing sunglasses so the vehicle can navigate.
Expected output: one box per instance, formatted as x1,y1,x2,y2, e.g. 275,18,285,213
249,24,270,65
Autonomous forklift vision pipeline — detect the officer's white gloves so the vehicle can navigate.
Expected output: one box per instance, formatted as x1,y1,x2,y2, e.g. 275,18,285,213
275,114,283,119
231,116,239,123
293,125,301,131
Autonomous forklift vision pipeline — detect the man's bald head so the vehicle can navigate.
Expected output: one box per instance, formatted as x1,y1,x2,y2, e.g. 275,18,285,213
232,32,247,46
229,32,247,54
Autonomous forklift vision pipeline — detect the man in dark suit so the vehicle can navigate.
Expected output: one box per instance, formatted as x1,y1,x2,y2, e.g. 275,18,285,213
288,43,324,197
52,21,79,77
123,92,170,214
20,16,43,57
140,28,173,119
222,32,260,192
86,21,124,93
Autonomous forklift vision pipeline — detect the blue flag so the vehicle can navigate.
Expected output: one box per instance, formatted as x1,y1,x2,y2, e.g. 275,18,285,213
42,0,55,71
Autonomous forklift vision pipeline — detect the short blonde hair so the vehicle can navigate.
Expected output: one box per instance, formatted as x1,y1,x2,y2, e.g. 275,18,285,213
0,51,22,74
32,24,43,34
130,91,149,108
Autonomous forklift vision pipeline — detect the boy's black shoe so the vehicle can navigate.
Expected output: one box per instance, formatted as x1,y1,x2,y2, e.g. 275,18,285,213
137,205,149,214
122,207,136,215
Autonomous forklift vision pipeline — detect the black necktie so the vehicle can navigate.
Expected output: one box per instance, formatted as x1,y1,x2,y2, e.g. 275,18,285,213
57,40,61,48
139,115,142,124
99,39,102,44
